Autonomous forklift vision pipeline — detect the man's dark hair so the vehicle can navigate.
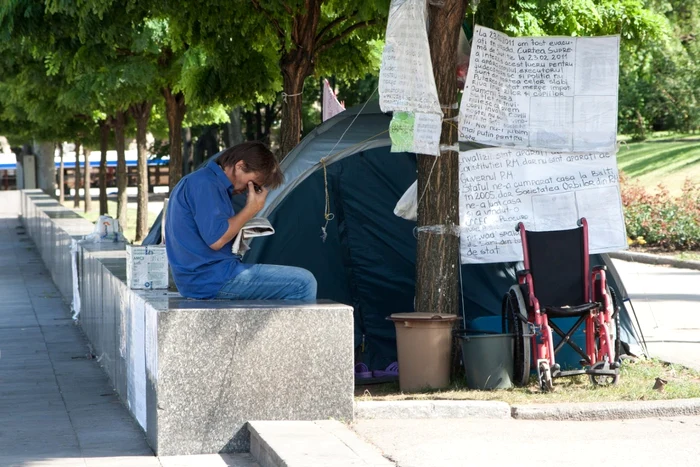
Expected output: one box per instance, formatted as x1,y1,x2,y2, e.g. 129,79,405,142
216,141,284,188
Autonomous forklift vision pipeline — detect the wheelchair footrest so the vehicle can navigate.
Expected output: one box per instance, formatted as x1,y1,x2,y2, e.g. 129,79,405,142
585,368,619,377
552,369,587,378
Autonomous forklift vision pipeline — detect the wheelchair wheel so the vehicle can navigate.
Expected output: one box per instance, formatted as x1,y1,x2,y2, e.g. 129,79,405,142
502,285,531,387
538,360,553,391
589,360,619,386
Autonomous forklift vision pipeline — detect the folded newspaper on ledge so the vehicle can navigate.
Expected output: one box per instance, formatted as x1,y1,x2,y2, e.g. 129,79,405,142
232,217,275,255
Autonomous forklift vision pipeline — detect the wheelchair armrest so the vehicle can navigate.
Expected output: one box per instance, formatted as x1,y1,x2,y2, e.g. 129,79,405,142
516,269,530,277
592,265,607,272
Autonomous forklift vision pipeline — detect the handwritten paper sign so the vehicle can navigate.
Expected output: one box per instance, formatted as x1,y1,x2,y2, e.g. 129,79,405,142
458,25,619,152
379,0,441,115
459,148,627,264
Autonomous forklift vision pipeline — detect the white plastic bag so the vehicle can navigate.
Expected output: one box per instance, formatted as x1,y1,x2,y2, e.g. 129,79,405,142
394,180,418,221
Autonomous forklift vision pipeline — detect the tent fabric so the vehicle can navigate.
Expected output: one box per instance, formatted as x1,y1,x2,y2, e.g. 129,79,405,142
144,101,646,370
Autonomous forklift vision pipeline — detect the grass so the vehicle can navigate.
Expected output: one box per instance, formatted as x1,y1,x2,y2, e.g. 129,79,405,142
60,199,159,244
355,358,700,405
616,132,700,196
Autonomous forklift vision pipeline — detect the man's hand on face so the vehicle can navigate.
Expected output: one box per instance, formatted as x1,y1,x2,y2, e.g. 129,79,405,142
244,181,267,215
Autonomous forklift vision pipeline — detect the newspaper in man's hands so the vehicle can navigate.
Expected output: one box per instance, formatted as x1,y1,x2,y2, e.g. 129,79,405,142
232,217,275,255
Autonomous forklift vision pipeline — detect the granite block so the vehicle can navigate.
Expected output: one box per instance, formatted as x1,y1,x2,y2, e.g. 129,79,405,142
146,300,354,455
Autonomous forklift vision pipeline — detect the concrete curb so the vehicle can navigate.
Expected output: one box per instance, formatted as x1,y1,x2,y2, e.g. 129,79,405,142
609,251,700,271
355,400,511,419
511,398,700,421
355,398,700,422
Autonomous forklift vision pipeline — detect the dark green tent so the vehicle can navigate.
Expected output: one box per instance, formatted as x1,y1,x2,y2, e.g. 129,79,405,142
145,102,646,371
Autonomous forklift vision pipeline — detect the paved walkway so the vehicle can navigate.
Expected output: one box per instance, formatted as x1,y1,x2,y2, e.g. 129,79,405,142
0,215,258,467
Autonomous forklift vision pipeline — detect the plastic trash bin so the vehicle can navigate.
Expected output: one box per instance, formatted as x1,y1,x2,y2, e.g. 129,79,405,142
389,313,461,392
458,332,514,390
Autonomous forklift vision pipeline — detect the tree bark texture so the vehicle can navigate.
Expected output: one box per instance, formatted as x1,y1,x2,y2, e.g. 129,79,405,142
112,111,128,232
58,144,65,204
99,120,110,215
83,146,92,213
130,101,153,242
278,0,321,159
73,142,81,208
415,0,467,317
163,87,186,192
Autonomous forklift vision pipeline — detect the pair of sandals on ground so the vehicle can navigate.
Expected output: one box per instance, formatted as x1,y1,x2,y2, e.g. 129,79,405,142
355,361,399,382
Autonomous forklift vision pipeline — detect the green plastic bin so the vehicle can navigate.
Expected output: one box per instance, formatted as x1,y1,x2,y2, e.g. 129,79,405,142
458,333,514,390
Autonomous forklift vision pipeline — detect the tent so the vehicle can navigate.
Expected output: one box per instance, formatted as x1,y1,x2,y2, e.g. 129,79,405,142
145,101,646,371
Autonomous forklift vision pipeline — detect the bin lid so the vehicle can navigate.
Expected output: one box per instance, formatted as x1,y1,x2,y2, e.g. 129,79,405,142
388,312,462,322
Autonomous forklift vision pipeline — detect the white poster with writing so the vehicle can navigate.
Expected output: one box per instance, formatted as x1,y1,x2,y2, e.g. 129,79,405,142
458,25,619,152
459,148,627,264
379,0,441,116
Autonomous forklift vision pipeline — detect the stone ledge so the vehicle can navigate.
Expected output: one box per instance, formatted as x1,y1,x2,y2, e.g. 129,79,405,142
355,400,511,419
609,250,700,271
511,398,700,420
249,420,393,467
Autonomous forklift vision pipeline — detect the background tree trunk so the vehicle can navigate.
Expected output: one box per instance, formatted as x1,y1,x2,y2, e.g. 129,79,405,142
73,142,81,208
415,0,467,319
183,127,193,176
99,120,110,215
163,86,186,192
112,111,128,232
58,144,65,204
83,146,92,213
225,107,245,147
130,101,153,242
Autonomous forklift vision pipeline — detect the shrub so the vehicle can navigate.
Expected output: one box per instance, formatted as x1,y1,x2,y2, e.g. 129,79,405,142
620,174,700,251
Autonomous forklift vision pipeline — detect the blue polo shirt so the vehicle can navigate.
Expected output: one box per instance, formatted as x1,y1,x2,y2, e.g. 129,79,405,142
165,160,250,298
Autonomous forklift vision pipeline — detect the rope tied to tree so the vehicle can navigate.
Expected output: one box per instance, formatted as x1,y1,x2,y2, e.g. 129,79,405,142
281,91,303,103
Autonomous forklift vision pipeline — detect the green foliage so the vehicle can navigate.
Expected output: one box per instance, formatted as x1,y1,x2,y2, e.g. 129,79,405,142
621,173,700,250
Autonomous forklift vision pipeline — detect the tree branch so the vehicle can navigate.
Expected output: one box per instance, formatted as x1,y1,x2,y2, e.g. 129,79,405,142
251,0,286,41
315,19,378,54
315,12,354,43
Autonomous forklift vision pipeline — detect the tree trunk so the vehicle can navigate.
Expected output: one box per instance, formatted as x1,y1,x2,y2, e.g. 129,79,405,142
99,120,110,215
130,101,153,242
162,86,186,192
244,111,255,141
225,107,244,147
83,146,92,213
73,142,81,208
278,0,320,158
415,0,467,319
112,111,128,232
58,144,65,204
279,62,310,159
183,127,193,176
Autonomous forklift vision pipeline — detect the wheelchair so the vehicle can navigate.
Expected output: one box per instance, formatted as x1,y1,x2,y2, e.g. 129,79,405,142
501,218,621,391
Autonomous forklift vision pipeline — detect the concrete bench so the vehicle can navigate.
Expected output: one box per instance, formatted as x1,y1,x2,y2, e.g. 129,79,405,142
16,189,355,456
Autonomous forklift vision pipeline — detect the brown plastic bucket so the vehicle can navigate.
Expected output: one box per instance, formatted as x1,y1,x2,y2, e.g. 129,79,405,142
389,313,461,392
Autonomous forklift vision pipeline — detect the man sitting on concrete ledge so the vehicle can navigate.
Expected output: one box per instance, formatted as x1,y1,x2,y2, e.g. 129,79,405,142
165,141,317,300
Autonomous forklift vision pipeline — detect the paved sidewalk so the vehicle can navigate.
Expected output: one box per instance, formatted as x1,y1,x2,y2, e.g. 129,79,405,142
612,259,700,371
0,215,257,467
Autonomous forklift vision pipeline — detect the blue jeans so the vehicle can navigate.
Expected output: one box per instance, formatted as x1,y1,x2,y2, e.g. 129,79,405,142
215,264,317,301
